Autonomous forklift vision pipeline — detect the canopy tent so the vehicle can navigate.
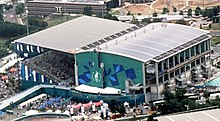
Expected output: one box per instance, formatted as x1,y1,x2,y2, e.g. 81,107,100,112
72,100,103,108
72,104,81,109
63,110,70,114
25,110,38,116
82,102,92,108
46,109,53,113
55,109,61,113
9,68,17,73
75,84,121,94
1,75,8,80
93,101,103,106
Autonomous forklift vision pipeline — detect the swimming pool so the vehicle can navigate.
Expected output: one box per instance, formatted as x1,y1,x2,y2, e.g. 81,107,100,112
204,76,220,87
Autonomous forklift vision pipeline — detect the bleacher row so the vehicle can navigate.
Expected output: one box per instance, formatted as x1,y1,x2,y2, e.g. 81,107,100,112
24,51,75,85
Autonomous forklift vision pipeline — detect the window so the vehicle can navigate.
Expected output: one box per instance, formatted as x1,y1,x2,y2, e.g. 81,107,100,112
191,46,195,56
180,51,184,63
181,66,185,73
196,44,200,55
169,57,174,68
191,61,196,68
196,59,200,65
174,54,179,66
185,49,190,60
201,41,205,53
170,72,174,78
175,69,179,76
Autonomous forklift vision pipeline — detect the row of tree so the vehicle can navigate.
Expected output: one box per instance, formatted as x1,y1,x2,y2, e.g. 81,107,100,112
155,88,220,115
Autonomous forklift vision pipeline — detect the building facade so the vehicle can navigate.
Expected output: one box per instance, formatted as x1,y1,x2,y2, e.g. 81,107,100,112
14,16,211,102
27,1,107,17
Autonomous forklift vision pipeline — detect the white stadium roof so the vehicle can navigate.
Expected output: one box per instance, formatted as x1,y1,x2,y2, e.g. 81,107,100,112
15,16,210,62
15,16,135,53
98,23,209,62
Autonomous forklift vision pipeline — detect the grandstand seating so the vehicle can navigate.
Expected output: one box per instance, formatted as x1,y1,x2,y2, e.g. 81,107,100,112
24,51,75,84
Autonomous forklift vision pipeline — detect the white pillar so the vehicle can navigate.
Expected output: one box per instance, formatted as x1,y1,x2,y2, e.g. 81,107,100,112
142,63,147,103
155,62,159,98
74,54,79,86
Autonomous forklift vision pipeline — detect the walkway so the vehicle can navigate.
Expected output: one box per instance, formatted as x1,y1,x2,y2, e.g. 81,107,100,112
0,85,71,111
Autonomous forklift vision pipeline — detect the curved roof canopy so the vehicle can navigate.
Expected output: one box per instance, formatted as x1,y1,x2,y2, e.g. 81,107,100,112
98,23,209,62
15,16,209,62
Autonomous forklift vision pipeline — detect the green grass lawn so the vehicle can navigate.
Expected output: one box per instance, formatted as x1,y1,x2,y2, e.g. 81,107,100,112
211,36,220,46
205,23,220,30
112,10,120,15
46,15,81,28
211,23,220,30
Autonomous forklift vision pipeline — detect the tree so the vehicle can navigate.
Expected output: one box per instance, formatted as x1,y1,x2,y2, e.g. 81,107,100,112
39,21,48,29
187,9,192,16
153,18,162,22
188,100,198,110
96,12,118,21
28,17,48,29
4,4,13,10
202,9,207,17
152,12,157,17
131,14,139,25
0,5,3,21
142,18,152,23
175,88,187,101
162,7,169,14
147,113,158,121
83,6,93,16
176,19,187,25
163,89,175,102
127,11,131,15
173,7,177,13
179,10,183,15
207,9,214,18
212,6,219,16
194,7,201,16
15,3,25,16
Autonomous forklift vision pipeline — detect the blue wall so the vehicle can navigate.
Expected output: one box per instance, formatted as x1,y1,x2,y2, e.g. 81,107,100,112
20,64,57,90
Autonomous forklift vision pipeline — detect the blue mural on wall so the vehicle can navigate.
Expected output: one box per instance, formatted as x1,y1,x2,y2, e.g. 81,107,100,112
79,63,137,87
78,63,92,84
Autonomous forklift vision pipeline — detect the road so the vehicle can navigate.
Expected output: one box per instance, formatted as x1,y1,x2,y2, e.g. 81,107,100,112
3,4,23,25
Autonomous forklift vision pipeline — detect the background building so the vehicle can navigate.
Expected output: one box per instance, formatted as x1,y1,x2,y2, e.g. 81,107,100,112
26,0,116,17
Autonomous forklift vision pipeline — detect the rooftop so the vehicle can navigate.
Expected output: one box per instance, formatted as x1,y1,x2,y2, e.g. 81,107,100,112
154,108,220,121
98,23,209,62
15,16,209,62
15,16,135,53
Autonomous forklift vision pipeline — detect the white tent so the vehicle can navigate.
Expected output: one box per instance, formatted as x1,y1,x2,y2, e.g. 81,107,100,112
19,93,47,109
25,110,38,116
55,109,61,113
75,84,121,94
63,110,70,114
46,109,53,113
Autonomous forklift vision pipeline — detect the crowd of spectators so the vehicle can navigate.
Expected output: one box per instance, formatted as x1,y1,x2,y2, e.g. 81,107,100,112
0,66,20,102
23,95,65,112
25,51,75,84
